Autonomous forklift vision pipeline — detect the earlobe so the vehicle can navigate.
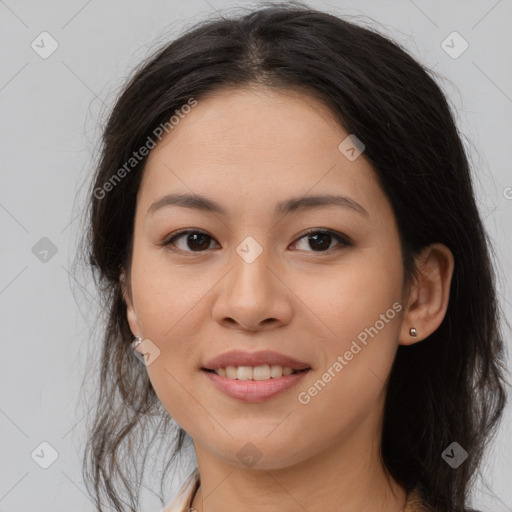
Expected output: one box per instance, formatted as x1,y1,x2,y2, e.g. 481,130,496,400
399,243,454,346
120,269,140,337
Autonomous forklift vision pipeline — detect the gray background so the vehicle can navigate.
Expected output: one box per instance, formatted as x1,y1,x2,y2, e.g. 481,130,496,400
0,0,511,511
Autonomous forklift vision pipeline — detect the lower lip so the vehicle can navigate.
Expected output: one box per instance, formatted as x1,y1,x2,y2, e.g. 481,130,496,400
202,369,310,403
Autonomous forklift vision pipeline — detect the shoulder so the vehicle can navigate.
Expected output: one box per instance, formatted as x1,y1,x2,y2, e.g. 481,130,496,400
160,467,200,512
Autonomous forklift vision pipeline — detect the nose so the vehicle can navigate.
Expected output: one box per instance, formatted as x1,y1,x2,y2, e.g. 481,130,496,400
211,248,293,332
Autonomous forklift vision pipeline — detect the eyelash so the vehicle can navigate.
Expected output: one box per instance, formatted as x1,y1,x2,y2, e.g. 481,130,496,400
161,228,352,255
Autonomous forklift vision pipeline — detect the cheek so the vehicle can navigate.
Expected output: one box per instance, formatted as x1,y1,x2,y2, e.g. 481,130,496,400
294,246,403,414
130,245,210,338
295,270,402,446
299,249,403,344
129,249,207,425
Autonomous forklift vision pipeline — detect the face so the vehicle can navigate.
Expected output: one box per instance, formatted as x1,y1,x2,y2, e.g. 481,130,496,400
125,86,408,470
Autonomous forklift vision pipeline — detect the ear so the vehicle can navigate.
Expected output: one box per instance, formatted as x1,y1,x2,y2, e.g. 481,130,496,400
399,243,454,345
120,269,140,338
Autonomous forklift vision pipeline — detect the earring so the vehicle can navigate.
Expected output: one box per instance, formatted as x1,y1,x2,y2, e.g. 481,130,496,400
409,327,417,337
131,336,143,350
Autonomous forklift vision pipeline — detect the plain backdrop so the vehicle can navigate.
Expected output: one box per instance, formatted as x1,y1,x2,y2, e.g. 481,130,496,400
0,0,511,511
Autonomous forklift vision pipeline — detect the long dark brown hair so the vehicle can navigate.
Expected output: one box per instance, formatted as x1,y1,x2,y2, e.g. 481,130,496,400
76,2,509,511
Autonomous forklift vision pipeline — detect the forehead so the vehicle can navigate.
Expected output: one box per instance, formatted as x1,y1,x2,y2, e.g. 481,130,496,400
148,85,346,164
138,86,384,218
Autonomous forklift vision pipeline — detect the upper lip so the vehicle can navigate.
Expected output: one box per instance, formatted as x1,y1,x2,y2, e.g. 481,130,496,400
203,350,311,371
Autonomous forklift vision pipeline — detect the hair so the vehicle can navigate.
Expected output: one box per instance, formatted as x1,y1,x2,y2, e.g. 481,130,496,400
78,2,509,511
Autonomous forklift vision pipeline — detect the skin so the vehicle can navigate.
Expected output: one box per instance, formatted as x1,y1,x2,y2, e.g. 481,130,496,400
123,85,454,512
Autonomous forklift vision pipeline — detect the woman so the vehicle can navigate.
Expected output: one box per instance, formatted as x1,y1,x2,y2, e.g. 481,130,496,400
79,3,508,511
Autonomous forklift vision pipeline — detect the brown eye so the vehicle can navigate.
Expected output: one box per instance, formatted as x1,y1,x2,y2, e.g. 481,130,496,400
162,228,351,255
293,229,351,253
164,230,219,252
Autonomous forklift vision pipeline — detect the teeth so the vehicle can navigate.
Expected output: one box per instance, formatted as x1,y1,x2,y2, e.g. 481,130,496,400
214,364,298,380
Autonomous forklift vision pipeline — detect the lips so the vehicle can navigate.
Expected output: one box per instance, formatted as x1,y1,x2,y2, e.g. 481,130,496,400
203,369,310,402
202,349,311,372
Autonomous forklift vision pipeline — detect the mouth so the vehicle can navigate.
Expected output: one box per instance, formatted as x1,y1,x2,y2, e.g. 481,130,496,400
201,349,312,402
201,365,310,380
203,349,311,374
201,366,312,403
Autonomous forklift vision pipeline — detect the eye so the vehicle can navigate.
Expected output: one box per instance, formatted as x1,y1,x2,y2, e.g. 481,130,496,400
162,228,351,254
292,229,351,253
163,229,219,253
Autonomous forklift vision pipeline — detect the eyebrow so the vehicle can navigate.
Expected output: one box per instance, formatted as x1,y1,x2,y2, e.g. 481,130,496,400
147,193,369,217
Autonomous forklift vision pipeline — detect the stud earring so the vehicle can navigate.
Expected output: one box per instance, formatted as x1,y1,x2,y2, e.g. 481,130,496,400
409,327,417,337
131,336,143,350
